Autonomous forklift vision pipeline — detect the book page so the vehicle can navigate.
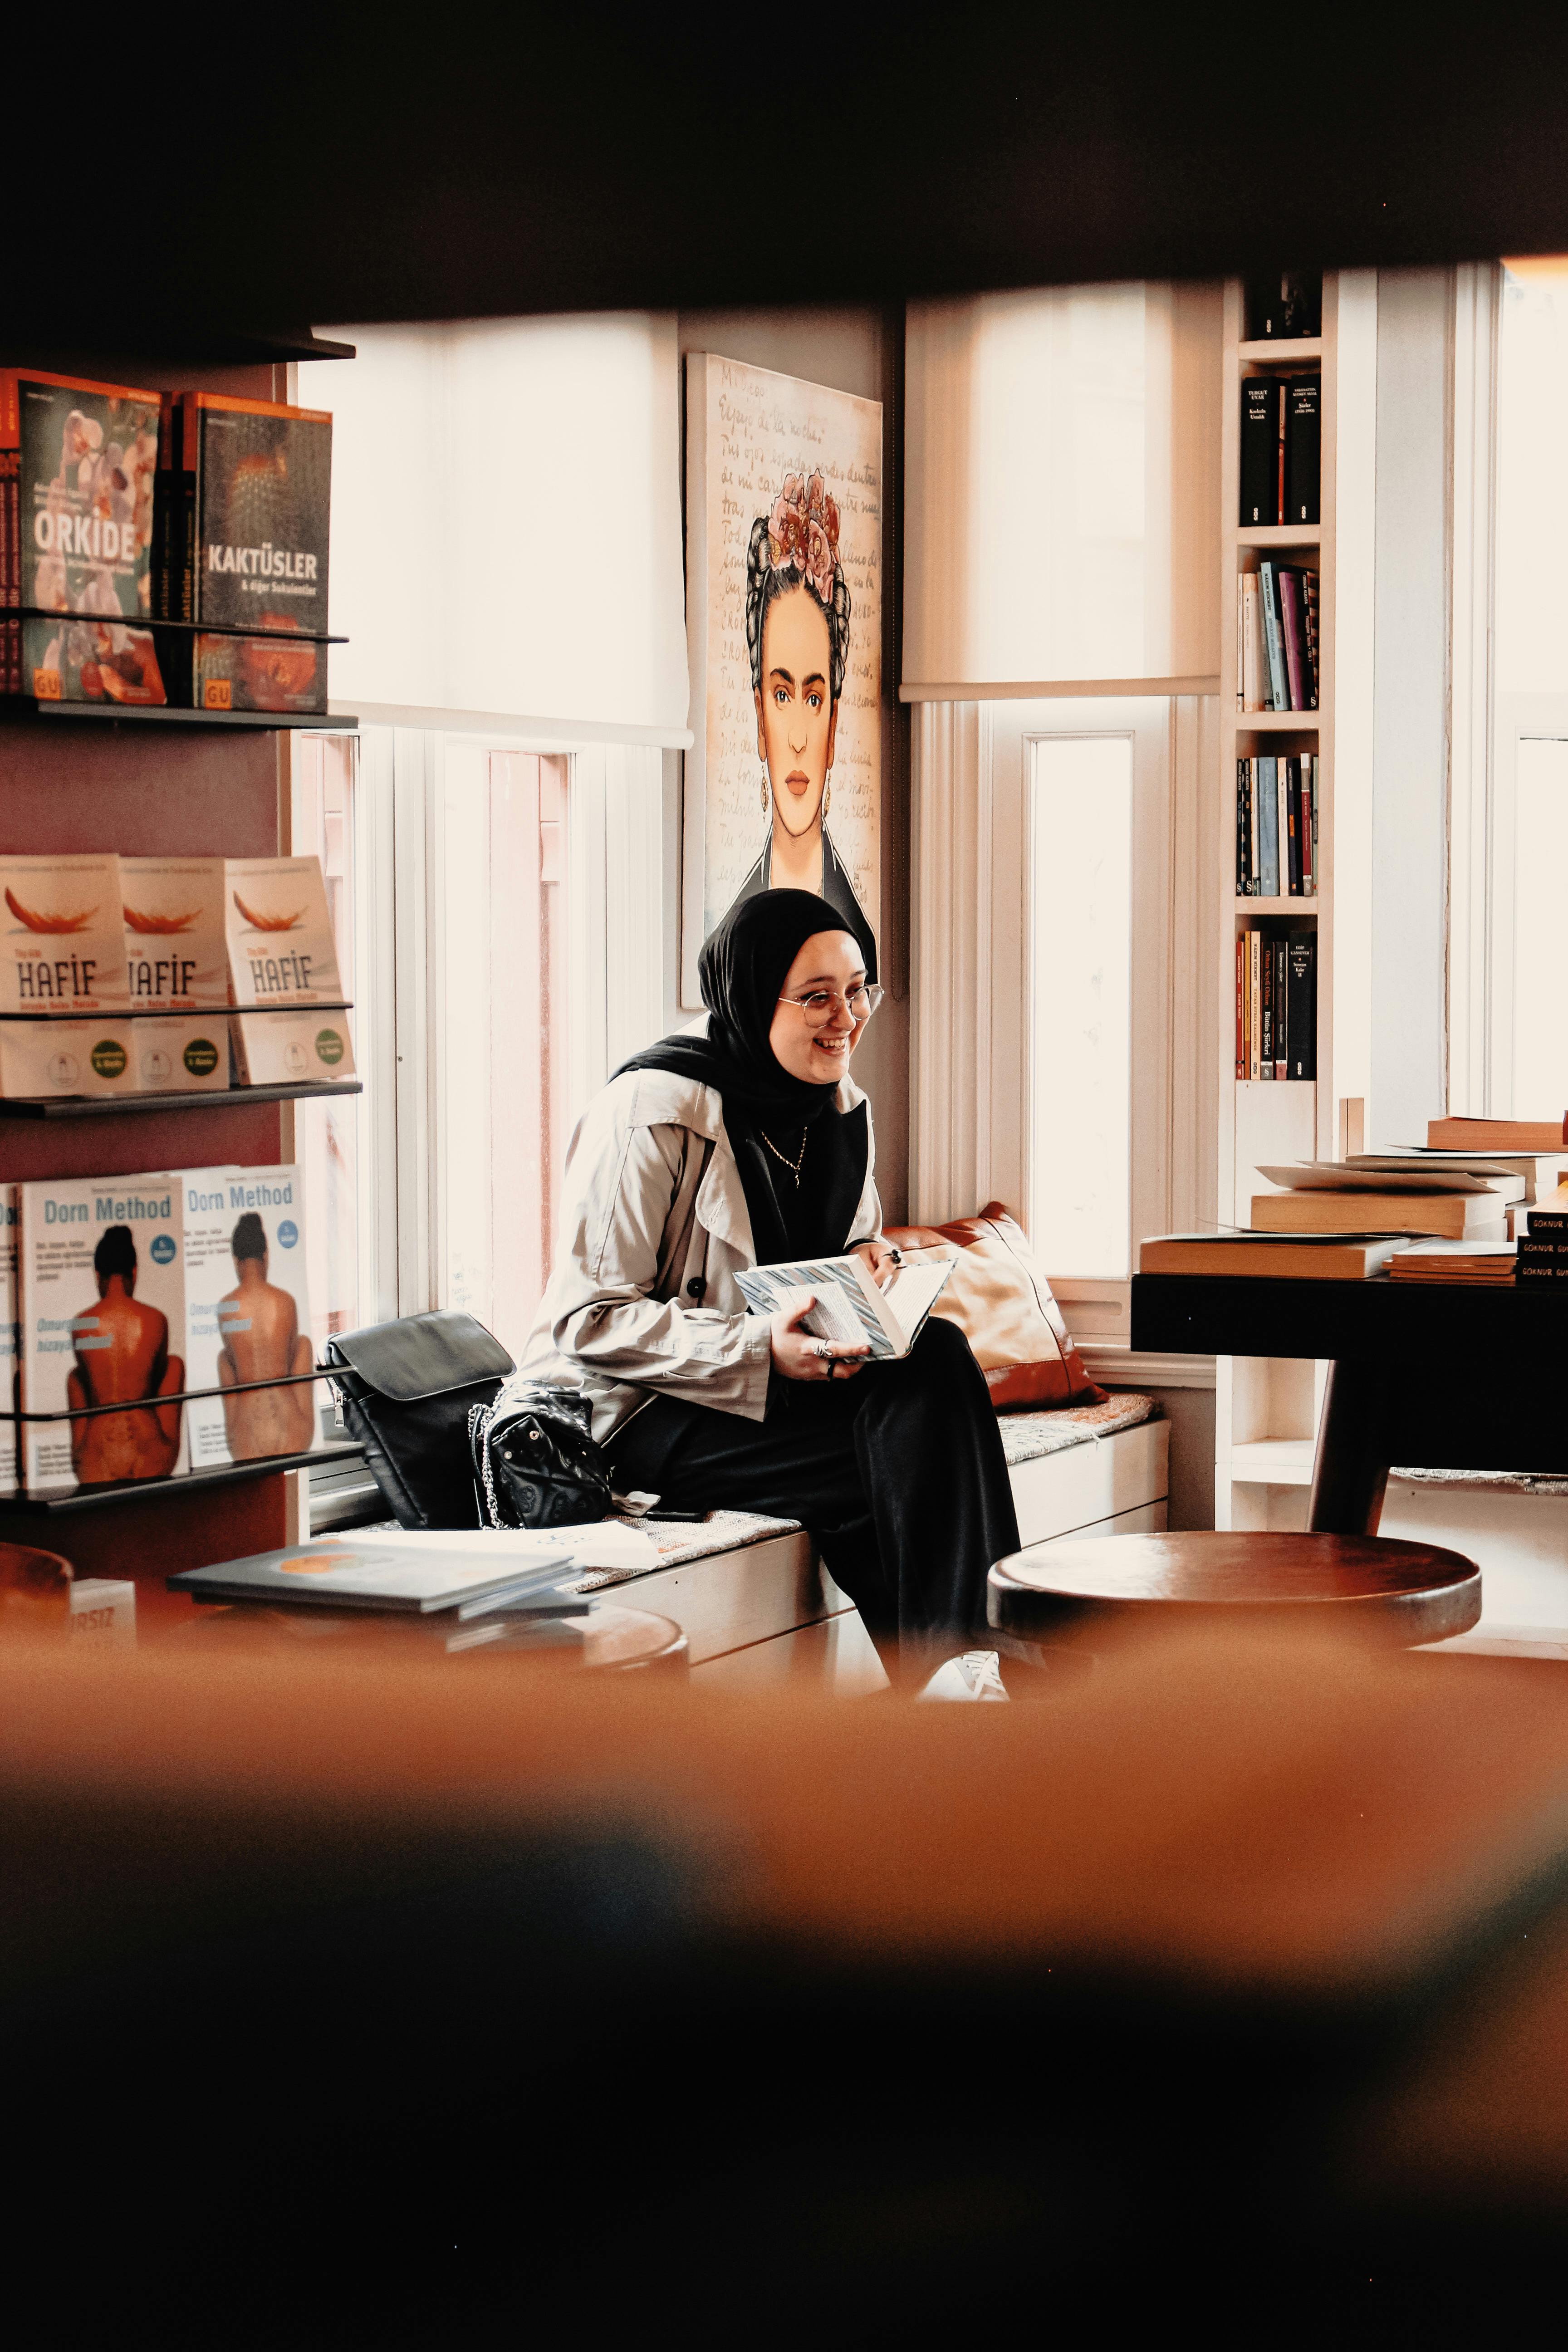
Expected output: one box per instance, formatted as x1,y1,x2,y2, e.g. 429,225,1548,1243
882,1260,954,1349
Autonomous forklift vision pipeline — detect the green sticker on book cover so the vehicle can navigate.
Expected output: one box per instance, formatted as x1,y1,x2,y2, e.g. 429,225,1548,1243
90,1039,127,1078
183,1035,220,1076
314,1028,345,1066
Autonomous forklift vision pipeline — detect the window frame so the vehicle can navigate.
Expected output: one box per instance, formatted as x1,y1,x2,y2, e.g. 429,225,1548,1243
910,691,1215,1354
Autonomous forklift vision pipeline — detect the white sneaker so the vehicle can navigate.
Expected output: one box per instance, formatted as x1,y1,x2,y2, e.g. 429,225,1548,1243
916,1649,1010,1702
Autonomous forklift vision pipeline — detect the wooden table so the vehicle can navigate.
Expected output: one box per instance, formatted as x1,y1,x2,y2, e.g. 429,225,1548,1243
989,1530,1483,1646
1131,1274,1568,1535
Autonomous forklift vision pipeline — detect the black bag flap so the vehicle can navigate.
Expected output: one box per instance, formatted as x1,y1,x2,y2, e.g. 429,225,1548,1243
328,1310,514,1401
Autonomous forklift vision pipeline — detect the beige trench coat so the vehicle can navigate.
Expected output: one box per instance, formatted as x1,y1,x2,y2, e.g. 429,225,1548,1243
518,1062,883,1447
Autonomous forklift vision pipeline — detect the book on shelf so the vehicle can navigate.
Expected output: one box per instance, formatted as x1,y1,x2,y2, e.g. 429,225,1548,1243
182,1164,319,1471
1245,273,1323,340
224,853,356,1085
155,392,331,713
224,856,345,1008
1235,758,1318,897
1426,1116,1568,1152
119,855,229,1092
1387,1240,1517,1284
1258,755,1279,896
1236,926,1315,1080
169,1537,580,1617
16,1171,189,1495
1278,570,1308,709
1140,1231,1405,1280
1237,374,1321,533
0,852,131,1016
1285,378,1321,524
1259,561,1289,708
1248,563,1317,711
0,1017,137,1101
230,1007,354,1086
1240,378,1277,525
1,439,16,696
1250,1189,1508,1240
1,370,165,705
122,855,229,1009
735,1251,955,1360
1240,572,1266,709
0,1188,16,1496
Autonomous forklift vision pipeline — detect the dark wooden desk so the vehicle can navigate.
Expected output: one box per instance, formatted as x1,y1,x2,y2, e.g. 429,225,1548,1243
1132,1274,1568,1535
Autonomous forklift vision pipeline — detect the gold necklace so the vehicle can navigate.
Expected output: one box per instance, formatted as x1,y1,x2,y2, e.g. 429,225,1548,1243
757,1126,808,1186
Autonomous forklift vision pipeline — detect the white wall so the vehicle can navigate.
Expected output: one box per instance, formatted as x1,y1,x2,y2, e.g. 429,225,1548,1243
1369,271,1451,1147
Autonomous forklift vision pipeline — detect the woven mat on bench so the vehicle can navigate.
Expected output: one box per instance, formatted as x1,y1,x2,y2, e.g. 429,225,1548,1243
567,1393,1160,1590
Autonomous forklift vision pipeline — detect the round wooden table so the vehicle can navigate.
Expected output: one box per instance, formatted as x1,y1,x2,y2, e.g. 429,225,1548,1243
988,1531,1482,1648
168,1598,690,1674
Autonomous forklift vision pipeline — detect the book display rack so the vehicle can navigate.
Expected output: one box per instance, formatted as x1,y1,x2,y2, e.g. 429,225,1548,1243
0,333,357,1621
1214,273,1362,1529
1,1365,346,1516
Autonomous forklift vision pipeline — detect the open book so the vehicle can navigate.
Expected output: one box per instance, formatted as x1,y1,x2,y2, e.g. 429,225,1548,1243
736,1251,955,1361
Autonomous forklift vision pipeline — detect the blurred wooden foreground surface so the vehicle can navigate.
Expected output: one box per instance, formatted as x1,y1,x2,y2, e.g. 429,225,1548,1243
5,1623,1568,2342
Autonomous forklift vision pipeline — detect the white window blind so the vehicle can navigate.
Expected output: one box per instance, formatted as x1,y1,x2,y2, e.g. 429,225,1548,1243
299,316,689,737
903,283,1221,694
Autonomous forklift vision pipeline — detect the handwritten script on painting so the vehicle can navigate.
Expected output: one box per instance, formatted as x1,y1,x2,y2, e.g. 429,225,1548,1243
695,356,882,942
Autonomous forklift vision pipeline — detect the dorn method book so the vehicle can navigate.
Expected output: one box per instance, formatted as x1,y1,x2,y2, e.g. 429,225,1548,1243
736,1253,955,1360
17,1172,188,1494
181,1164,316,1470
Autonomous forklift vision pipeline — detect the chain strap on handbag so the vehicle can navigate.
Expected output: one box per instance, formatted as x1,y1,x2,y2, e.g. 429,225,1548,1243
469,1376,613,1530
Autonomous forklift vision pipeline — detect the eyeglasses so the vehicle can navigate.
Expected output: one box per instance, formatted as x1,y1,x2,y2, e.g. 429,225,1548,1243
776,983,884,1027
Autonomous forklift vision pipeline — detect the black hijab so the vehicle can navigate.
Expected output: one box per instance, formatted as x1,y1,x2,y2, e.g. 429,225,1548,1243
614,889,870,1265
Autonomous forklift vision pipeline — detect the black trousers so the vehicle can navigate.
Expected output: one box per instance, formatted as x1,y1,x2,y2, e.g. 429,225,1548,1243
609,1318,1021,1656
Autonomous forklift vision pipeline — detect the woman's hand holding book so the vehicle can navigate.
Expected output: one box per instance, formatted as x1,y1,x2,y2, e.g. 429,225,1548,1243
769,1294,871,1382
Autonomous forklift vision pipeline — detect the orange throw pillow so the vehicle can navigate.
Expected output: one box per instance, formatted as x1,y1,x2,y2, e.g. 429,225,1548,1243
882,1202,1107,1410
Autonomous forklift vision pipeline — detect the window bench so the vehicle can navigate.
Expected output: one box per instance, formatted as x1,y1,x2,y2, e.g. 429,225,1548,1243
568,1394,1168,1693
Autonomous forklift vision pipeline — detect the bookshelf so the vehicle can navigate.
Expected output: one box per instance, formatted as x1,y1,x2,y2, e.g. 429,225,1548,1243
1215,276,1349,1530
0,337,353,1625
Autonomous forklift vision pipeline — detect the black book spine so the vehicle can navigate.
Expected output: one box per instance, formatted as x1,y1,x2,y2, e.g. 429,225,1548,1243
1274,935,1289,1078
1286,758,1301,895
1240,379,1278,526
1286,376,1321,526
1287,931,1316,1079
1525,1210,1568,1238
1260,933,1274,1075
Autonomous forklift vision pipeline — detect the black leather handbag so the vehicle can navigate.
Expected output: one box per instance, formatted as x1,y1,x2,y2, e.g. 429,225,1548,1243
469,1376,613,1530
324,1310,515,1530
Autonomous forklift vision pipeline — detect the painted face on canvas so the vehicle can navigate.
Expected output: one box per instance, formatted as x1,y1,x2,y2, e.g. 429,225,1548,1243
755,585,839,842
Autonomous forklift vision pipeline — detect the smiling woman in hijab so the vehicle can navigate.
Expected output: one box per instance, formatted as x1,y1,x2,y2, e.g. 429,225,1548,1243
518,890,1020,1685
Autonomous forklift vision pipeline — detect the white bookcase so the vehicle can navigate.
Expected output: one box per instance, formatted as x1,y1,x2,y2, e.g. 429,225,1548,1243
1212,273,1377,1528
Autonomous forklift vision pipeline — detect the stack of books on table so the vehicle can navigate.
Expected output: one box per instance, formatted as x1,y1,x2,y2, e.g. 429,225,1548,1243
1139,1232,1407,1281
1387,1240,1518,1285
1515,1191,1568,1289
1248,1162,1515,1244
